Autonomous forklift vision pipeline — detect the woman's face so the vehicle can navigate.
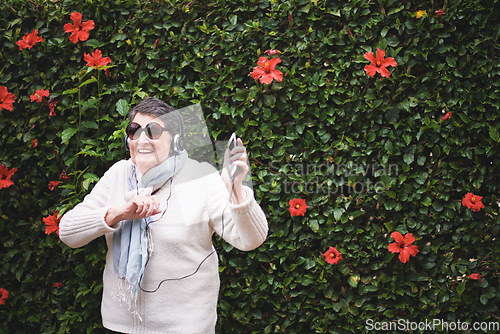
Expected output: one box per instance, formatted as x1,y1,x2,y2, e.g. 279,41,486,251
129,113,172,175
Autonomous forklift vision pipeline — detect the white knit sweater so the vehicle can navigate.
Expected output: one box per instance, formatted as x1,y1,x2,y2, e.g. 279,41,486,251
59,158,268,334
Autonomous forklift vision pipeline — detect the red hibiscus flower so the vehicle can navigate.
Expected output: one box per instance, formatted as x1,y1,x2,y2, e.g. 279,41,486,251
64,12,95,43
364,48,397,78
0,164,17,189
43,211,61,236
30,89,50,102
435,9,445,17
52,282,63,289
462,192,485,212
84,49,112,69
0,288,9,305
288,198,309,216
0,86,16,112
264,49,279,56
250,56,283,84
323,246,342,265
468,273,484,282
16,29,43,50
59,171,69,181
441,111,452,121
47,98,59,116
48,181,60,191
388,231,419,263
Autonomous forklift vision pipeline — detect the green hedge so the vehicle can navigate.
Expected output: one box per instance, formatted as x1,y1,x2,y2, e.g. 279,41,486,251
1,0,499,333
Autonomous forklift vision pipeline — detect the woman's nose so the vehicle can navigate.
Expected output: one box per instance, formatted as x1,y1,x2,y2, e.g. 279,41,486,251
137,130,150,142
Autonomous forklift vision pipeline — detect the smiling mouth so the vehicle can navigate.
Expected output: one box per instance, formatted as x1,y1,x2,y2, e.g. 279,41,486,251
137,149,155,154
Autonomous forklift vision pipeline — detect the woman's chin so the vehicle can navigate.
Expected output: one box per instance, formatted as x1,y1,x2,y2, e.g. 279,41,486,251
134,155,162,174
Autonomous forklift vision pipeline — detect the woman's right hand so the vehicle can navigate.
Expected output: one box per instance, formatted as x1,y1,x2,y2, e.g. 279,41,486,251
105,194,161,227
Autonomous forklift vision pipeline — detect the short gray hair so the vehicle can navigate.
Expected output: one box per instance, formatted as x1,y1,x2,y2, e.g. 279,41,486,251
127,97,180,134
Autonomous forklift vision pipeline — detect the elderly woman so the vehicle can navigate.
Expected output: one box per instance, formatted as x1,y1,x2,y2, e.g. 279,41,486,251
59,97,268,333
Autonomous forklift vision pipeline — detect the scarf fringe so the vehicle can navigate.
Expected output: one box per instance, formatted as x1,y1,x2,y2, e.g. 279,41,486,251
114,278,143,322
113,227,154,322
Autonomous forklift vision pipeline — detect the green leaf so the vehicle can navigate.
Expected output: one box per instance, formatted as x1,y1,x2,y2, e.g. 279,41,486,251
309,220,319,233
81,121,99,130
386,36,400,47
457,281,466,295
229,14,237,26
347,274,360,288
62,88,79,95
421,197,432,207
86,39,104,48
402,134,411,145
82,173,100,190
385,190,396,199
296,123,305,134
60,128,78,144
233,89,247,102
264,95,276,107
7,18,22,28
480,293,490,305
432,200,444,212
489,126,499,142
403,153,414,164
79,77,97,88
116,99,130,117
384,141,393,153
333,303,341,312
333,208,344,221
446,57,456,68
458,113,470,123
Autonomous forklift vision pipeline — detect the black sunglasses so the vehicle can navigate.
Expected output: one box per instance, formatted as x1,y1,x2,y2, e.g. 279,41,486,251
126,122,168,140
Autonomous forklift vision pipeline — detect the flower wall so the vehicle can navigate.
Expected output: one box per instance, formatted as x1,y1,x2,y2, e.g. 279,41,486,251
0,0,499,332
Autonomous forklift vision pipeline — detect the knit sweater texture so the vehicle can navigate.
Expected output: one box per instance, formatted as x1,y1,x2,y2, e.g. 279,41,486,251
59,158,268,334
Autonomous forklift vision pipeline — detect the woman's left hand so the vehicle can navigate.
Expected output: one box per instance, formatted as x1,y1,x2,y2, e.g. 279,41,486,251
221,137,249,203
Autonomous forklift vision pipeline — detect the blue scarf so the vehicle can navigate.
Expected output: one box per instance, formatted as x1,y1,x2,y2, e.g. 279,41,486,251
112,150,188,301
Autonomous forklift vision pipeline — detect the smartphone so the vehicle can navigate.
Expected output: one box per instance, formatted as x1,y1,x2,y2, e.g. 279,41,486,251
227,133,240,178
228,132,237,151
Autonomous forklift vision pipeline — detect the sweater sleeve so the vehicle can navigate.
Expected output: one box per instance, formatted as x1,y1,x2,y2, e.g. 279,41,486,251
59,163,123,248
209,174,268,251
